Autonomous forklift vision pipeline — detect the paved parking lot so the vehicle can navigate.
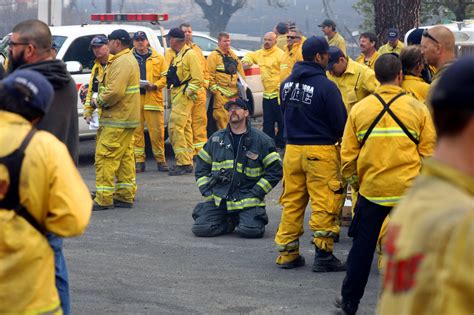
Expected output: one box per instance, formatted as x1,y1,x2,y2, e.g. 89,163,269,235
67,140,382,314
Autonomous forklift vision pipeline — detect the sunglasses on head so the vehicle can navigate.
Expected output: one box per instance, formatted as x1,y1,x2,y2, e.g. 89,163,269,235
422,29,439,44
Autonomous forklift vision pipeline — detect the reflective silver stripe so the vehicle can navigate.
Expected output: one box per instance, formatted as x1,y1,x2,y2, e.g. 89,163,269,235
262,152,281,167
226,197,265,211
197,176,211,187
211,160,234,171
198,149,212,164
256,178,272,193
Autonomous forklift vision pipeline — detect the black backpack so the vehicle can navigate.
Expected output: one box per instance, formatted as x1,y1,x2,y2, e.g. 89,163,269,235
166,48,192,89
216,50,238,75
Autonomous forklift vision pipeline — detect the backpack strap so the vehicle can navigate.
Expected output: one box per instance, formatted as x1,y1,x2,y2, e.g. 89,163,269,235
0,128,44,234
361,92,408,145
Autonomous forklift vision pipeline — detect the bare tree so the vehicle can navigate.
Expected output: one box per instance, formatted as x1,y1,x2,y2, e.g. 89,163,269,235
194,0,288,37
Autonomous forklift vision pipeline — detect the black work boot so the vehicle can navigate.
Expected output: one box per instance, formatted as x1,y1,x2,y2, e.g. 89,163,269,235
334,295,358,315
168,165,192,176
278,255,305,269
312,247,346,272
157,162,169,172
136,162,145,173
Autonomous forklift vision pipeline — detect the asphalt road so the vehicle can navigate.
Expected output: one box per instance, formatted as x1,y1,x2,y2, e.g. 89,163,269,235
67,139,382,314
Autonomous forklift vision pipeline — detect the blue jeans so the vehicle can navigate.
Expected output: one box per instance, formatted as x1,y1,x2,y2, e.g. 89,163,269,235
47,233,70,315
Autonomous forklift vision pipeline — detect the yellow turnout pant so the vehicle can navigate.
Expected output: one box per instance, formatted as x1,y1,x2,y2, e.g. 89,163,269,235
275,144,344,264
191,89,208,155
134,102,166,163
212,92,233,130
169,92,193,166
95,127,136,206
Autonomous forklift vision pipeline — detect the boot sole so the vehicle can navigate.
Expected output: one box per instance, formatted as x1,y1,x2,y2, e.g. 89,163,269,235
312,265,347,272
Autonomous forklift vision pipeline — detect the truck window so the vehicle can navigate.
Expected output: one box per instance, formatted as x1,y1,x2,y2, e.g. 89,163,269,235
63,35,102,73
193,35,218,51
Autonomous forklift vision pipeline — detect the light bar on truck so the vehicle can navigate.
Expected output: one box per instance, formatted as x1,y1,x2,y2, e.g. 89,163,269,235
91,13,169,22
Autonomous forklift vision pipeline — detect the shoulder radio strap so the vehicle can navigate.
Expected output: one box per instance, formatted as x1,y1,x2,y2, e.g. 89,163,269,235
361,92,418,146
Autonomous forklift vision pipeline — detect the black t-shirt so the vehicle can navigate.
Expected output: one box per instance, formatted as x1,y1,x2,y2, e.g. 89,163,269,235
231,131,244,159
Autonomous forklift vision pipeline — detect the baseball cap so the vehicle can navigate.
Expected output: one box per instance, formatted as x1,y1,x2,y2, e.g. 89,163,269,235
327,46,345,70
2,70,54,115
133,31,148,41
224,98,249,111
387,28,400,40
90,35,108,47
407,28,423,45
166,28,185,39
108,29,131,42
302,36,329,60
431,57,474,112
318,19,336,28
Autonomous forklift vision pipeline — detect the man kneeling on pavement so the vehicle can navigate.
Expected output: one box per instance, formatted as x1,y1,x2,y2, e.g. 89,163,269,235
192,98,282,238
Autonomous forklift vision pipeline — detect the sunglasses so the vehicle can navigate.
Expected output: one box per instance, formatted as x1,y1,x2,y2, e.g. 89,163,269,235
287,36,301,40
422,29,439,44
8,40,30,47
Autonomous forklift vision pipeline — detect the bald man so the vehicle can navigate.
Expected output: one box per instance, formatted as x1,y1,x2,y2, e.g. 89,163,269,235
421,25,456,107
420,25,455,83
242,32,285,148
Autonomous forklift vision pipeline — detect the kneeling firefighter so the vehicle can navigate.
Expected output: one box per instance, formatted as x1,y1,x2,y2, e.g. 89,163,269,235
192,98,282,238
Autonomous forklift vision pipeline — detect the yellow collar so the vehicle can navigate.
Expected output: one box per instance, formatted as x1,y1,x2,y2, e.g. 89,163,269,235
424,159,474,195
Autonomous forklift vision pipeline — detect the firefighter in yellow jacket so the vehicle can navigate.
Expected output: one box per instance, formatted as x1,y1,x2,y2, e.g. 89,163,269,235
335,54,436,315
279,28,303,83
319,19,347,55
181,23,209,155
378,28,404,55
83,35,111,123
327,47,379,113
0,70,92,314
377,57,474,315
131,31,168,173
356,32,380,70
165,28,203,176
207,32,245,130
243,32,285,148
92,29,140,210
400,45,430,103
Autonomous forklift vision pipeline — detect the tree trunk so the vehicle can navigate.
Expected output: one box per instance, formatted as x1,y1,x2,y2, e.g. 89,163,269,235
194,0,247,38
374,0,421,46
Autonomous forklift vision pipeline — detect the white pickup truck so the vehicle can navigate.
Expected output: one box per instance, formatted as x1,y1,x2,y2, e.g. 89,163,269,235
47,14,263,139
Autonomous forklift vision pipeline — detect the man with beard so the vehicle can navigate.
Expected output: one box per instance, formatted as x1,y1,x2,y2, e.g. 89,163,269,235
192,98,282,238
356,32,380,70
7,19,79,315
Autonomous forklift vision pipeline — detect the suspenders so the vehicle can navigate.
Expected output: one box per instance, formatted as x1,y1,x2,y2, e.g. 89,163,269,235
361,92,419,146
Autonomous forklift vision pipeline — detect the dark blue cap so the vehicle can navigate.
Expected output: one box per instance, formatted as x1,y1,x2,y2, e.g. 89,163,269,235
431,57,474,112
302,36,329,60
224,98,249,111
90,35,108,47
318,19,336,28
328,46,345,70
166,28,185,39
133,31,147,40
387,28,399,40
108,29,131,42
2,70,54,115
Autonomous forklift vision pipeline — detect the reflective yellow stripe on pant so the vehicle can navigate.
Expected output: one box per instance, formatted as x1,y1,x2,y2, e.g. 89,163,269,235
134,97,166,163
169,92,193,166
275,144,343,263
95,127,137,206
192,88,208,155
